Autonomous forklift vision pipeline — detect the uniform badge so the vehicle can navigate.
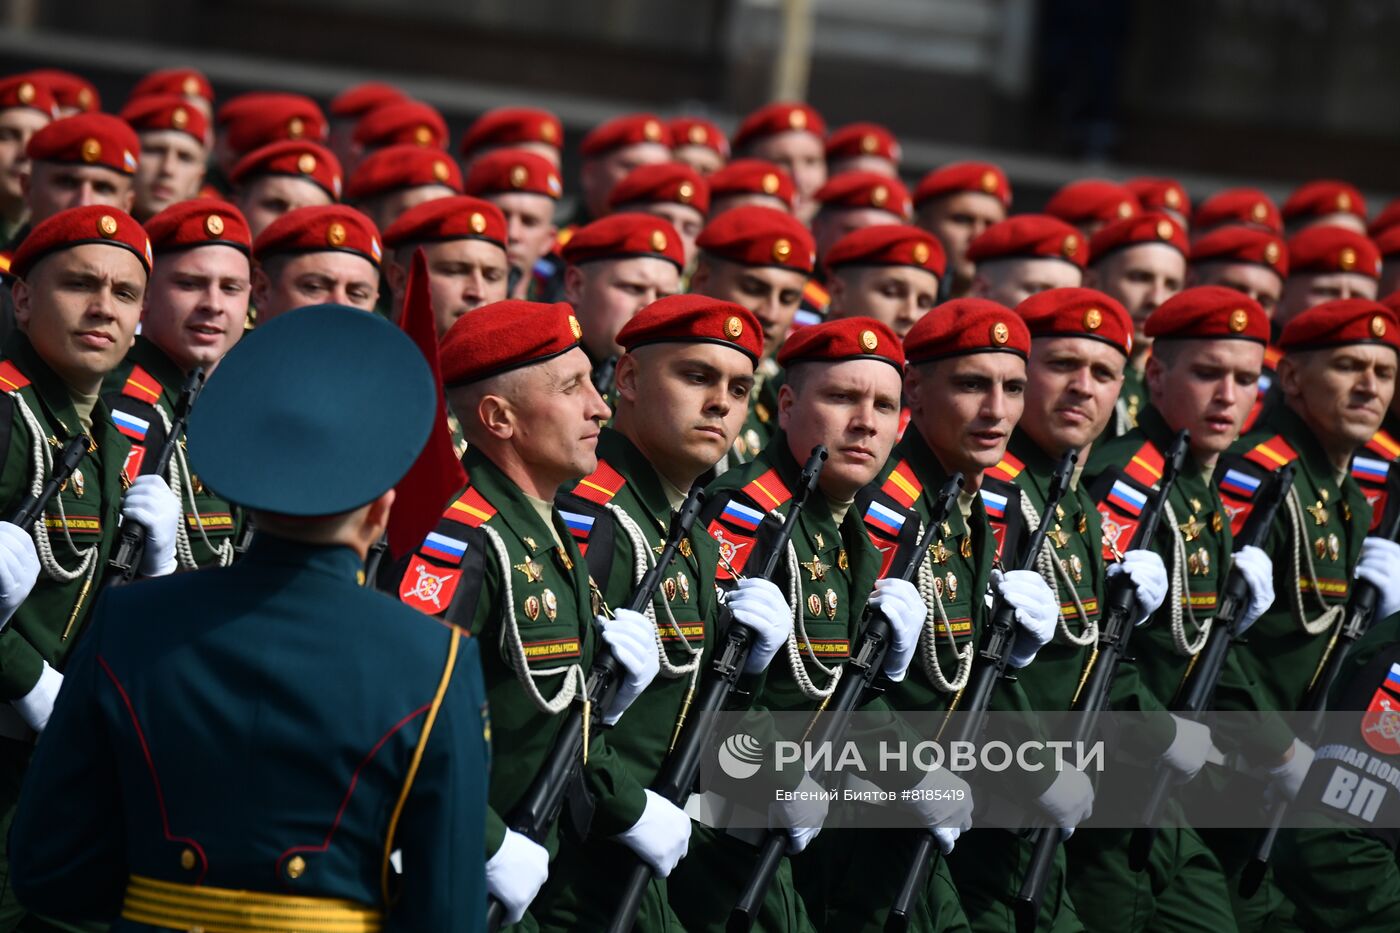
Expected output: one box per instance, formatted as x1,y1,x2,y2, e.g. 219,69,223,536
677,574,690,602
191,474,205,495
960,536,973,559
514,560,544,582
814,532,824,549
1049,524,1069,549
825,589,839,620
524,596,541,621
1362,664,1400,755
1063,555,1083,584
800,556,829,581
933,577,945,598
1077,513,1088,534
1211,512,1223,532
542,589,558,620
1328,533,1340,561
941,522,953,538
664,578,677,600
590,585,604,616
679,538,693,558
1315,536,1328,559
745,429,762,454
399,560,461,613
1307,500,1329,525
808,593,823,616
524,536,538,552
755,404,771,424
837,548,849,570
945,573,959,600
1190,497,1203,514
556,545,573,570
1055,504,1065,522
1180,514,1203,541
72,468,84,498
929,540,950,565
1343,502,1352,522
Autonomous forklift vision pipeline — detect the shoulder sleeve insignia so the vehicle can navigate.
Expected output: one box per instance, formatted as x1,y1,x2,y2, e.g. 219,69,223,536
399,558,463,615
1089,466,1153,559
1362,662,1400,756
1215,456,1272,536
444,486,497,528
558,504,597,551
978,479,1014,561
707,515,756,580
1244,435,1300,472
110,406,151,443
0,360,31,393
571,459,627,505
983,452,1025,484
880,459,923,508
740,467,792,512
120,365,162,405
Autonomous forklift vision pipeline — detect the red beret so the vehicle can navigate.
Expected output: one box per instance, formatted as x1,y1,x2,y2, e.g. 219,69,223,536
144,199,252,256
1045,179,1141,226
1279,298,1400,353
129,68,213,104
1088,212,1188,264
825,123,901,163
707,159,796,211
580,113,670,157
459,107,562,158
0,75,57,117
329,82,407,120
1016,287,1133,355
352,100,448,150
1374,225,1400,260
1189,226,1288,278
119,94,208,145
346,144,461,200
733,102,826,150
11,205,151,280
904,298,1031,363
561,213,684,269
462,148,562,200
1384,291,1400,316
1287,226,1380,279
967,214,1087,269
696,205,814,274
1144,286,1269,344
27,114,139,175
1283,179,1366,223
670,117,729,157
825,224,945,277
1371,198,1400,239
608,162,710,215
230,140,343,200
913,161,1011,208
27,69,99,112
253,204,382,267
217,92,326,156
777,316,903,371
440,300,583,385
1193,188,1282,234
1125,177,1190,217
616,294,762,362
383,196,506,251
815,171,911,219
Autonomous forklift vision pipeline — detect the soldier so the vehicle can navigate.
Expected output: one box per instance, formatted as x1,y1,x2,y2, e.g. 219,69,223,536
13,113,140,244
327,81,406,168
707,158,798,216
1275,226,1380,331
669,116,728,176
608,162,709,271
119,94,208,221
535,294,792,930
688,205,815,463
1281,179,1367,236
824,223,945,339
349,99,449,172
24,69,98,118
228,140,342,240
1188,226,1289,320
824,122,900,178
250,204,382,321
128,67,216,126
0,76,55,250
458,106,564,171
669,317,927,932
1376,225,1400,298
575,114,673,227
462,149,563,300
1044,179,1141,238
968,214,1087,308
10,304,493,932
913,161,1012,300
0,205,181,930
346,143,461,235
1125,177,1190,232
560,212,683,392
810,171,913,268
1192,189,1282,237
212,92,326,189
1074,286,1279,933
103,198,253,571
1206,298,1400,929
731,102,827,225
382,195,509,333
394,299,690,925
1085,213,1189,433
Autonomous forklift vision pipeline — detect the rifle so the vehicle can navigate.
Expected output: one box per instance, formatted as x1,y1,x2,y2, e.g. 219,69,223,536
107,367,205,582
605,446,828,933
1127,463,1294,871
485,485,707,930
885,448,1078,933
1238,456,1400,897
729,474,965,932
1012,432,1190,933
9,435,91,530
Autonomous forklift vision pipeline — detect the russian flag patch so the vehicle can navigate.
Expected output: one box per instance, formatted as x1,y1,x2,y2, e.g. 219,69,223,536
559,509,595,540
1106,480,1147,516
980,488,1008,520
1220,468,1261,499
721,499,765,531
1353,456,1389,485
111,409,150,441
864,500,906,537
421,531,468,563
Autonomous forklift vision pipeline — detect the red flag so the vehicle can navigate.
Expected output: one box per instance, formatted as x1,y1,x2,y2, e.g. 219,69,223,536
387,248,467,559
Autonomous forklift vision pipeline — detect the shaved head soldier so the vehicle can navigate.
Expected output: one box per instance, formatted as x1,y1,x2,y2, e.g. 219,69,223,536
251,204,381,321
968,214,1087,308
229,140,342,240
732,102,827,225
120,95,209,222
463,149,563,300
914,162,1011,300
382,196,509,333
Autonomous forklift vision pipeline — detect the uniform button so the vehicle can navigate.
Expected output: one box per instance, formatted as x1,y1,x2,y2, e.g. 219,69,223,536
180,848,196,871
286,855,306,879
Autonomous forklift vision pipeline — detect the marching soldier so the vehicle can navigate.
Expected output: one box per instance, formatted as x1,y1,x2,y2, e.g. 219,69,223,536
10,304,493,932
1281,179,1367,236
607,162,709,272
119,94,208,222
0,76,55,251
707,159,798,216
24,69,98,118
228,140,343,240
824,122,900,178
1191,189,1282,237
327,81,406,169
534,294,792,930
824,224,945,339
381,195,509,332
349,99,449,167
346,143,461,236
669,116,728,177
250,204,382,320
103,199,253,571
1044,180,1141,238
1125,178,1190,233
393,299,689,926
0,205,181,930
1275,226,1380,331
212,92,326,191
913,162,1011,301
1188,226,1289,321
459,107,564,171
462,149,564,301
809,170,913,281
731,102,827,225
968,214,1087,309
574,114,673,228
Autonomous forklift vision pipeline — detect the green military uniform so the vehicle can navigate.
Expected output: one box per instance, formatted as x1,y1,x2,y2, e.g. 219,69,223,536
1112,362,1146,436
0,332,132,932
101,337,243,570
731,359,782,465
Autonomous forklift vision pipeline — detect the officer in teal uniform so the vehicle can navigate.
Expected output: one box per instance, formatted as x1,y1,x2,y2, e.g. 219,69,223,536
9,305,492,931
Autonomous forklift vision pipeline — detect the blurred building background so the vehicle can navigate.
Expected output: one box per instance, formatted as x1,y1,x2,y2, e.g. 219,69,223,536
6,0,1400,205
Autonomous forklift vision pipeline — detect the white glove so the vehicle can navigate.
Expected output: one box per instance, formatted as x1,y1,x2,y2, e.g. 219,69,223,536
1356,537,1400,620
1268,740,1315,803
120,475,179,577
1036,767,1094,834
996,569,1057,668
485,829,549,926
1231,545,1274,634
908,768,974,852
867,577,926,681
1162,715,1213,782
725,578,793,674
0,521,39,630
1108,549,1167,623
12,662,63,734
598,609,661,726
771,773,829,854
615,789,691,877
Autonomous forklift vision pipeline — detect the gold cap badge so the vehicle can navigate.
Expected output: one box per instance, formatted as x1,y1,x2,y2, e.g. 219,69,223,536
913,241,931,264
80,137,101,163
1229,308,1249,333
297,153,317,174
97,214,118,237
860,329,879,351
871,185,889,207
1372,315,1388,338
992,322,1010,345
433,159,450,182
568,314,583,339
204,214,224,237
326,222,347,247
1062,235,1079,258
1117,201,1134,218
1083,307,1103,330
509,165,528,188
413,125,433,145
725,315,744,338
287,116,305,138
788,108,807,130
541,121,558,143
761,173,781,195
1251,202,1268,223
16,81,34,105
1156,219,1174,240
470,212,487,233
860,133,879,154
1264,241,1281,266
1340,247,1358,270
772,237,792,262
980,170,998,193
650,229,668,252
688,125,707,145
643,119,663,141
182,76,200,96
678,181,695,203
171,107,189,129
1165,187,1182,208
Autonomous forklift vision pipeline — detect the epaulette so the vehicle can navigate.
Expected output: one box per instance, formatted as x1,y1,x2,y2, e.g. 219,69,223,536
1355,431,1399,532
443,486,497,529
0,360,30,393
880,459,923,508
983,451,1025,484
1244,435,1300,472
1363,428,1400,465
802,279,830,312
120,365,162,406
1263,345,1283,370
571,460,627,506
1122,439,1165,489
740,467,792,513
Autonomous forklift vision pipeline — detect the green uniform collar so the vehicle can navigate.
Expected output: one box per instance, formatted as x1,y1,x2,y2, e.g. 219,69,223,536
895,424,954,491
461,446,578,561
767,429,836,528
127,335,187,395
4,331,101,440
596,427,675,530
1258,398,1348,482
1007,429,1075,494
